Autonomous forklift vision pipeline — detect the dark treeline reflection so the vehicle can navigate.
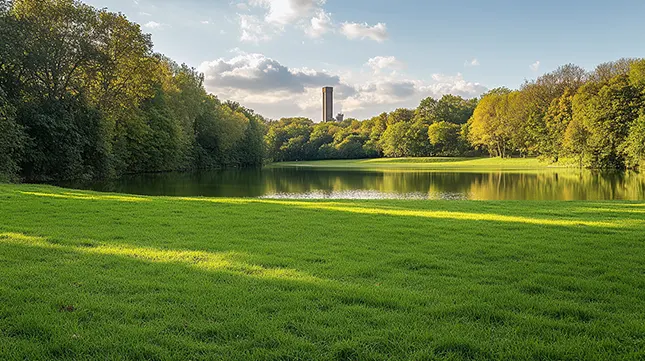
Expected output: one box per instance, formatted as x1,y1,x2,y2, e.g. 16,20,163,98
59,168,645,200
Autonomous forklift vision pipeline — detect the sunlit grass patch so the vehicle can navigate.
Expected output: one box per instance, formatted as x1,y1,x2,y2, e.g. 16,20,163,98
0,232,319,283
1,184,645,360
179,197,637,228
19,191,150,202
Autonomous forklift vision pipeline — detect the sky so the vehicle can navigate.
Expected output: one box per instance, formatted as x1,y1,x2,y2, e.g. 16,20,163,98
83,0,645,121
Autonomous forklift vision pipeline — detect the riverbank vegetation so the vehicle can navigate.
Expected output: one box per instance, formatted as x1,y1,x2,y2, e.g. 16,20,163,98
267,61,645,170
275,157,565,170
0,0,265,183
1,184,645,359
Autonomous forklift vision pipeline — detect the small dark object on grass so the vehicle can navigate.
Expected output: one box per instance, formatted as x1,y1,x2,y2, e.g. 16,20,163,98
59,305,76,313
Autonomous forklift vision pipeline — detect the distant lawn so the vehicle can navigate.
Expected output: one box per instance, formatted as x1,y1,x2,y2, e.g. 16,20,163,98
273,157,571,170
1,184,645,360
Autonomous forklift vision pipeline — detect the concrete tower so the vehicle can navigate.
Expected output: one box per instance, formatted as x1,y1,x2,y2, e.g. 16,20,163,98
322,87,333,122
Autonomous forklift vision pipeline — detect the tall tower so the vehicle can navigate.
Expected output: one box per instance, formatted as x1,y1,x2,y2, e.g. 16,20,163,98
322,87,333,122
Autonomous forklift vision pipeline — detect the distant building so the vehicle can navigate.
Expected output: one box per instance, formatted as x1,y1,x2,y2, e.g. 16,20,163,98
336,113,344,122
322,87,334,122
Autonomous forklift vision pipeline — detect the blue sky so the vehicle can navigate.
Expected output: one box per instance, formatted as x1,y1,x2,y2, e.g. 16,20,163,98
84,0,645,120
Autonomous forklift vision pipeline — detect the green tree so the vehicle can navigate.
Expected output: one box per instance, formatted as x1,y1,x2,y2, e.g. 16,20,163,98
630,59,645,92
194,96,249,167
381,122,411,157
335,134,367,159
434,95,478,125
387,108,415,125
573,75,642,168
519,64,587,154
265,118,313,162
592,58,637,84
622,113,645,168
428,121,462,156
11,0,103,100
414,97,438,123
468,88,515,157
18,96,109,180
542,89,575,161
0,91,25,181
380,121,430,157
562,116,590,168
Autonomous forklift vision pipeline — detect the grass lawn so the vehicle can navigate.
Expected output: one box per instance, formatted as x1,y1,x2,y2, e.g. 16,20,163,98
273,157,571,171
1,184,645,360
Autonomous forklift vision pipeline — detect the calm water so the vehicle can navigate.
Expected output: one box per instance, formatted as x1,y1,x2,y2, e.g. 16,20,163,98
60,167,645,200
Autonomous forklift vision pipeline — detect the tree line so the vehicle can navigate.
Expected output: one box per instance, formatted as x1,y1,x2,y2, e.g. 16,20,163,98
266,95,479,162
267,60,645,170
469,60,645,169
3,0,645,184
0,0,265,182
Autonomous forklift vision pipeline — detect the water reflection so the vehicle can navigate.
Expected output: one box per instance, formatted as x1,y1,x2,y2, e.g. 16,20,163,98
59,167,645,201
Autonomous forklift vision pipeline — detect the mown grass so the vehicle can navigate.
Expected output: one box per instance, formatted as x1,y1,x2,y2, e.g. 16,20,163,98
1,184,645,360
274,157,571,171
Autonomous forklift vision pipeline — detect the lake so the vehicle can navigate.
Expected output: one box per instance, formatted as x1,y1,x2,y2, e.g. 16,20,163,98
59,166,645,200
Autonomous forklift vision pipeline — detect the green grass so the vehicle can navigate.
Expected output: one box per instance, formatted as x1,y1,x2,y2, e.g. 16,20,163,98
1,184,645,360
273,157,572,171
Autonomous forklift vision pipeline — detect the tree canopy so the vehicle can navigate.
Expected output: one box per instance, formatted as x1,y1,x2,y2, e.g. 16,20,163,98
0,0,265,181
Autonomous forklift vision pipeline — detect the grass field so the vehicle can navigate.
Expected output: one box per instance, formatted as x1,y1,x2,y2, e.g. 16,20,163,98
1,184,645,360
273,157,570,171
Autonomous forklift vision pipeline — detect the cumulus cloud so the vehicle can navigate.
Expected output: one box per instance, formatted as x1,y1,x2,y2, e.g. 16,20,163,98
249,0,325,25
341,73,485,113
304,10,333,38
341,22,388,42
198,52,486,120
366,56,404,72
341,79,416,112
239,14,273,43
421,73,488,99
530,60,541,72
239,0,389,42
198,51,341,96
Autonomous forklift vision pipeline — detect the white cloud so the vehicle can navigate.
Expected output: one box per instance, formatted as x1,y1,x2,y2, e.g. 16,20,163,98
530,60,541,72
366,56,404,72
198,52,487,120
139,12,152,16
421,73,488,99
198,51,341,95
465,58,480,67
304,10,333,38
341,22,388,42
144,21,163,29
341,73,486,114
240,0,390,42
201,20,210,25
238,14,273,43
249,0,325,25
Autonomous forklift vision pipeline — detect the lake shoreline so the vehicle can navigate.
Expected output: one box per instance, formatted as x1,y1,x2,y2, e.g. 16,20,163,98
33,158,644,201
